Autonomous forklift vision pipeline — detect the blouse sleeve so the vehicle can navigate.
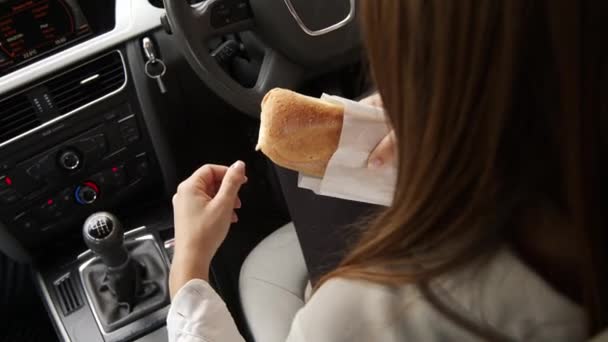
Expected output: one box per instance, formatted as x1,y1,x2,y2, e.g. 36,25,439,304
167,279,246,342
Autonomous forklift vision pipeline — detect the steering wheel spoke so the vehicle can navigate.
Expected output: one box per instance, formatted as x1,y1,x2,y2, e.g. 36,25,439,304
253,49,303,95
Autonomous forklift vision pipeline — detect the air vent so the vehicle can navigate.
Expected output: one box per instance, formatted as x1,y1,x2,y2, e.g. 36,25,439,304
0,92,41,143
47,51,126,115
53,273,84,316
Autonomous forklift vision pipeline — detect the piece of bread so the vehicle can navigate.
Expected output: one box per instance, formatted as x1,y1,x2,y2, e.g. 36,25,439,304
256,88,344,177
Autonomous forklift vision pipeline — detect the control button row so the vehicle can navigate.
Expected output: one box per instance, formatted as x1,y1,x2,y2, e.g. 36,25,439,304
118,116,140,145
8,158,147,232
0,175,18,204
0,188,19,205
90,165,127,189
22,134,108,186
210,0,252,29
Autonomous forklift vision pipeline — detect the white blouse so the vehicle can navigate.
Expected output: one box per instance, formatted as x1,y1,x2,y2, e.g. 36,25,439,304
167,250,587,341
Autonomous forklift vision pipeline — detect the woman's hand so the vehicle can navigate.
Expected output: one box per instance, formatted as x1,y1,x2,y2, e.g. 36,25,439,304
360,92,383,108
360,93,396,168
169,161,247,298
368,130,396,168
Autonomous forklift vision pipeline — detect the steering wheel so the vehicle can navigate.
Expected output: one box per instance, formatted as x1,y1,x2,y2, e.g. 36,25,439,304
163,0,362,118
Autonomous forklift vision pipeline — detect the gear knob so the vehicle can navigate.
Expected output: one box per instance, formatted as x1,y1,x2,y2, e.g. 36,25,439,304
83,212,129,268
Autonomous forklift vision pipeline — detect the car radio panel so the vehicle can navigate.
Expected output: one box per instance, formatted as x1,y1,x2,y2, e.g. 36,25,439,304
0,97,161,251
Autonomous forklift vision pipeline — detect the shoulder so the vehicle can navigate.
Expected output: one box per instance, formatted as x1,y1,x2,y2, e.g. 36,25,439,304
432,249,587,340
288,277,452,342
288,250,587,342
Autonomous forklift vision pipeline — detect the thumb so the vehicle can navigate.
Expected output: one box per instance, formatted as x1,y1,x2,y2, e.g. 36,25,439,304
215,161,247,204
368,131,396,168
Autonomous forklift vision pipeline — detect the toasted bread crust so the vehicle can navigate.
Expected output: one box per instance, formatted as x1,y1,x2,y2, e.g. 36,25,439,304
257,88,344,177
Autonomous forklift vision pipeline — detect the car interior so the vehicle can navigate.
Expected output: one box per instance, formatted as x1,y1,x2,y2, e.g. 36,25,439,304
3,1,608,342
0,0,371,341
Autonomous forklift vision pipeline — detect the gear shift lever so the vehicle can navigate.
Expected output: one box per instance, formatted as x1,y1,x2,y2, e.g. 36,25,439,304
80,212,169,333
83,212,139,304
83,212,129,268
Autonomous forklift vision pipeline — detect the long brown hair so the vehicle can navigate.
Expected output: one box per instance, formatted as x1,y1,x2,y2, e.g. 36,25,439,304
320,0,608,335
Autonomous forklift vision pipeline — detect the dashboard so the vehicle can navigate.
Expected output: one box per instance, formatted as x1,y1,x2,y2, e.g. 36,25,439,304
0,0,163,94
0,1,267,341
0,0,168,260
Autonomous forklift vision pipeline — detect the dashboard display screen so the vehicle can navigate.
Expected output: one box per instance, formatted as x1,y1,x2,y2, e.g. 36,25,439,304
0,0,91,75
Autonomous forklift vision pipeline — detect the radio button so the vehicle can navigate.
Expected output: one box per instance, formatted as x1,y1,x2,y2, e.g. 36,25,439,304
0,188,20,204
74,134,107,162
38,198,63,220
91,134,108,152
13,212,38,231
119,117,140,144
136,161,149,177
25,155,54,180
0,175,12,191
108,166,127,186
58,187,75,207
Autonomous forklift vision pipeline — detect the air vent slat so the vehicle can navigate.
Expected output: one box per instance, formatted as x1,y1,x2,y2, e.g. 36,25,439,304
1,113,38,128
55,77,125,112
57,283,73,312
53,274,83,316
0,117,39,132
1,100,31,114
0,122,40,141
0,106,36,123
48,61,122,93
64,278,78,310
53,75,124,106
0,92,39,142
49,52,125,115
0,51,124,144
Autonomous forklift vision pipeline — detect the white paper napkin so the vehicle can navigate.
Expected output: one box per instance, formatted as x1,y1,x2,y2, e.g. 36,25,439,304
297,94,397,206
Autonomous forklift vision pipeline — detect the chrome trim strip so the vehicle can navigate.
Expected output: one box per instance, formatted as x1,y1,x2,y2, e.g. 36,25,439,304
77,249,92,261
164,238,175,250
283,0,355,37
117,114,135,123
78,256,104,334
125,225,148,237
35,271,72,342
0,50,128,149
80,74,100,85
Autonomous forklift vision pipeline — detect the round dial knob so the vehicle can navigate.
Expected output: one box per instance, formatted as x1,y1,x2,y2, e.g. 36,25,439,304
58,150,81,170
75,182,99,205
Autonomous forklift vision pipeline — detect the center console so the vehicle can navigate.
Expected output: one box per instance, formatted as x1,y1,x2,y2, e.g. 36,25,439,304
0,41,174,340
0,0,182,341
0,50,163,253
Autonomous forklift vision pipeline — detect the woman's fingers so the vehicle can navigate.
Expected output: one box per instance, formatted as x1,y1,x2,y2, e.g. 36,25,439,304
368,131,396,168
231,211,239,223
234,197,242,209
215,161,247,205
183,164,229,196
361,93,383,108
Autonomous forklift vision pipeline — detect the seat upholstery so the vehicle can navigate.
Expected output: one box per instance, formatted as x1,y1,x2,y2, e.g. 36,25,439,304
239,223,309,342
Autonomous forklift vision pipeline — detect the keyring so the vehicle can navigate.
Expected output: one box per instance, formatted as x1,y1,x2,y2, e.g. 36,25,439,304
144,59,167,78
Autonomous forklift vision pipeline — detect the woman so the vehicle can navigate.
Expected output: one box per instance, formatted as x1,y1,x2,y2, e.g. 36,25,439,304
168,0,608,341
